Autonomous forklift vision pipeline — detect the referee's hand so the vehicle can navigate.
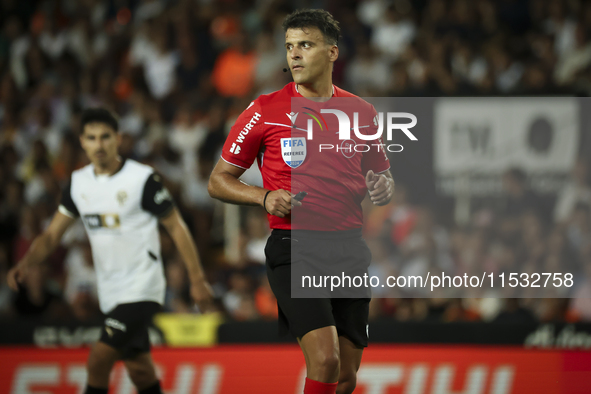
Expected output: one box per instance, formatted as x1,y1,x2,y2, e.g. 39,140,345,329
263,189,301,217
366,170,393,205
190,279,215,313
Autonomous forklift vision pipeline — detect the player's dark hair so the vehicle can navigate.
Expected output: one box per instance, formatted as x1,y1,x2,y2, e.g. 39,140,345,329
80,107,119,134
283,9,340,46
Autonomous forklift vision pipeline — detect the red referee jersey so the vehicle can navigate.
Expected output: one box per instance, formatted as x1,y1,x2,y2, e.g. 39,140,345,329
221,82,390,231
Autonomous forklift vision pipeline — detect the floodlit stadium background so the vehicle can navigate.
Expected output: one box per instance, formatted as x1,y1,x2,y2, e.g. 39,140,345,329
1,0,591,393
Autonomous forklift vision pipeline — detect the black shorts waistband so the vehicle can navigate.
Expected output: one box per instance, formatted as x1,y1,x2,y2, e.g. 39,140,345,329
271,228,363,240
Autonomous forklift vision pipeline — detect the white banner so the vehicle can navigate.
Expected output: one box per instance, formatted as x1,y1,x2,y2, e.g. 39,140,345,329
434,98,579,175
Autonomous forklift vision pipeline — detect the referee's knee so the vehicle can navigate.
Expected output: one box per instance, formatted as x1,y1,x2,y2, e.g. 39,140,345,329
311,350,340,381
336,375,356,394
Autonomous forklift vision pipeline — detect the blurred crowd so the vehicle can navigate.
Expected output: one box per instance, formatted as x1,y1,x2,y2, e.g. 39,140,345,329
364,161,591,323
1,0,591,327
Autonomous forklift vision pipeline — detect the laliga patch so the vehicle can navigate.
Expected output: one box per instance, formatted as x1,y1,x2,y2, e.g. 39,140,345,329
281,137,306,168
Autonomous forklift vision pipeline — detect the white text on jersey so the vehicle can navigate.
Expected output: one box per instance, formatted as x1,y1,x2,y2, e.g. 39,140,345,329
233,112,261,149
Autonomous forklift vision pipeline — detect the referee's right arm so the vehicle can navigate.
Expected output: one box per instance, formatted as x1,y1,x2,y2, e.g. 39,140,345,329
208,160,268,207
208,160,296,218
7,211,75,291
208,98,297,217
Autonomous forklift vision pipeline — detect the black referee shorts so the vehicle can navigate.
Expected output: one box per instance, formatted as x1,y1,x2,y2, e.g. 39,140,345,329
99,301,161,359
265,228,371,348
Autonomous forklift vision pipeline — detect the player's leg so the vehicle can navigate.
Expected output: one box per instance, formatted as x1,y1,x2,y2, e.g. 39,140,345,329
85,341,121,393
120,302,163,393
336,336,363,394
123,352,162,393
86,302,161,393
298,326,340,383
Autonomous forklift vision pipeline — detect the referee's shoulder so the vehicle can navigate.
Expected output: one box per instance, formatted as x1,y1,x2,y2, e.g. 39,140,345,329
253,83,294,107
334,85,373,107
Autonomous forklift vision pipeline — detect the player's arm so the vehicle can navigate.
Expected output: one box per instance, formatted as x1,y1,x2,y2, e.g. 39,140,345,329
7,211,75,291
365,169,395,206
208,160,299,218
142,173,213,310
159,208,214,311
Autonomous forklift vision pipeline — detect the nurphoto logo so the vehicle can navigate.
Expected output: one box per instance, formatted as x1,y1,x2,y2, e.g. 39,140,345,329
290,98,419,155
291,108,417,154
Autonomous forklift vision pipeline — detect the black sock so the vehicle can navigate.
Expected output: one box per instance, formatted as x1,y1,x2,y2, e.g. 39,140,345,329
84,385,108,394
139,380,163,394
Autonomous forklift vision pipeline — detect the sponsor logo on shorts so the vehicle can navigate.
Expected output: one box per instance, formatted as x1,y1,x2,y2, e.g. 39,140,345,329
105,318,127,333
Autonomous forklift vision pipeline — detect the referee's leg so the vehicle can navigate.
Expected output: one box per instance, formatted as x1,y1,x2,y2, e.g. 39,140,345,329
336,336,363,394
298,328,362,394
298,326,340,383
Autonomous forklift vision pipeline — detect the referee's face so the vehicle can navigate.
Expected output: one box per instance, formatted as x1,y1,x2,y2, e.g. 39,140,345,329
80,122,121,167
285,27,338,85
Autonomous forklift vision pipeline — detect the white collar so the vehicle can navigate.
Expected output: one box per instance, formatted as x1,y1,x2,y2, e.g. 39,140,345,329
295,84,335,97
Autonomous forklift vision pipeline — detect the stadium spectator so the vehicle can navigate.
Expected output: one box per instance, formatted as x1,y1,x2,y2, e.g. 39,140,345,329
344,41,391,96
554,158,591,223
254,273,278,320
0,246,12,316
63,240,100,321
12,263,66,318
223,271,258,321
370,4,416,62
493,299,537,324
164,258,192,313
500,168,543,219
212,33,256,98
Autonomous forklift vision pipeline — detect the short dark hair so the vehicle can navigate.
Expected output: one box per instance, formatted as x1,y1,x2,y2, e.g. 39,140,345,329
80,107,119,134
283,9,340,46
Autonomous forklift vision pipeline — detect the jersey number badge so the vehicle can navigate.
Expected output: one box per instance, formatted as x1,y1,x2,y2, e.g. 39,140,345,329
280,137,306,168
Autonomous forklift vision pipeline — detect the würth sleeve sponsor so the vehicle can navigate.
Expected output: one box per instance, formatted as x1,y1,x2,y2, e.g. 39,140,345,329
58,179,80,218
361,105,391,174
221,100,264,169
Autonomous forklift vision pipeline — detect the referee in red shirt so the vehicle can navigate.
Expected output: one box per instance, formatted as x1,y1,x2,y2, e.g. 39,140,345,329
208,9,394,394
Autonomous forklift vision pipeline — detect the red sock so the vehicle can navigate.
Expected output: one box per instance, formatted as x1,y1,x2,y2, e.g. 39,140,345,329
303,378,338,394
